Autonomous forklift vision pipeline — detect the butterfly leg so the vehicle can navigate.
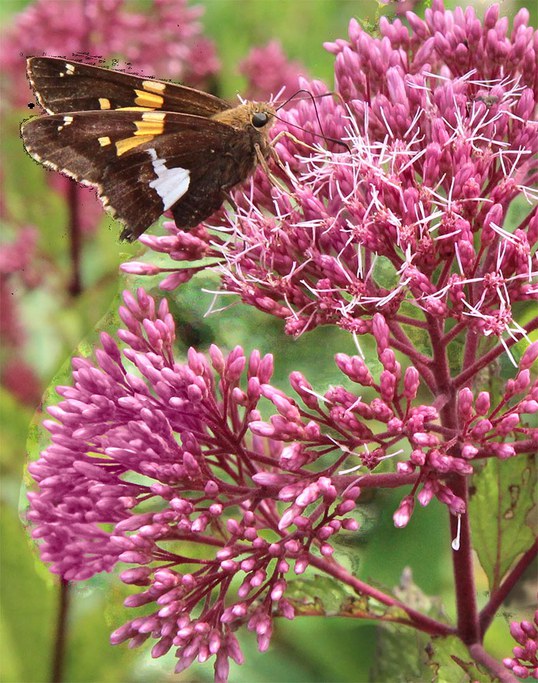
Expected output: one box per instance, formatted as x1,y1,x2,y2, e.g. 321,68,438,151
270,129,321,155
271,129,351,156
223,192,238,212
254,143,293,194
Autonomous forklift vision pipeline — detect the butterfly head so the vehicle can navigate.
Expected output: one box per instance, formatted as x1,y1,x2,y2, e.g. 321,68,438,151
213,101,276,136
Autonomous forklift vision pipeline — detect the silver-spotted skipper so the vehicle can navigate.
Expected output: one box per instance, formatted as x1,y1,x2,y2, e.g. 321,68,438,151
21,57,276,241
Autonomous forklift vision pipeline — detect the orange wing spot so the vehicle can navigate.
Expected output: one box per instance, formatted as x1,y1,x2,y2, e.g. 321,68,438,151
98,136,112,147
141,111,166,122
115,106,153,111
116,135,154,156
142,80,166,94
133,112,166,136
99,98,111,110
134,89,164,108
134,122,163,136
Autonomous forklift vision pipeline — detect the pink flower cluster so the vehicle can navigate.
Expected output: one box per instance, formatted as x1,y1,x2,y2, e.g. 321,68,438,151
251,314,538,527
0,227,42,405
239,40,307,101
27,285,537,678
28,289,363,679
134,2,537,344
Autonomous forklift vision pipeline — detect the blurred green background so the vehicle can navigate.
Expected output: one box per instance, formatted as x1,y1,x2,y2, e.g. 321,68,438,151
1,1,534,682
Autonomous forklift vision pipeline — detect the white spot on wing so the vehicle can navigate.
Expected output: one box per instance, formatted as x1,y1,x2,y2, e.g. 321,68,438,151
57,115,74,131
147,148,190,211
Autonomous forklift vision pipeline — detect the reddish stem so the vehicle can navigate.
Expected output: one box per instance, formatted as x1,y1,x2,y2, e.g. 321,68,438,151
448,475,480,645
308,555,454,637
387,321,437,391
468,643,519,683
338,471,418,489
427,317,481,647
455,316,538,388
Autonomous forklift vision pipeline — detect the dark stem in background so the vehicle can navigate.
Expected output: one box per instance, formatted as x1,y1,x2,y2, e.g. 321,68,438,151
66,0,93,298
54,2,91,678
67,179,82,297
51,578,70,683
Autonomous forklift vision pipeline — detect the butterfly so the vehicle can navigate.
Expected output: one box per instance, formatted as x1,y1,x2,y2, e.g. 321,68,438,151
21,57,276,241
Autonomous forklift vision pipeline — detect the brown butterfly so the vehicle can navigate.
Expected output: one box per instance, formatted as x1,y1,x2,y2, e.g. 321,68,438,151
21,57,276,241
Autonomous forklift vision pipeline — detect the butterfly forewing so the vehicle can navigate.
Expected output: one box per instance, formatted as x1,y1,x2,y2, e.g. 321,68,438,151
27,57,229,117
22,57,276,240
22,110,251,240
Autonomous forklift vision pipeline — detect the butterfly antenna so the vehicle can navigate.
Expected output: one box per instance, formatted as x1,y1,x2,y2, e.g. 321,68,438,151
272,114,351,153
274,89,350,152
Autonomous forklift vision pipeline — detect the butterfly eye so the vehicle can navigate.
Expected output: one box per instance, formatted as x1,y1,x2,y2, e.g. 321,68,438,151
251,112,270,128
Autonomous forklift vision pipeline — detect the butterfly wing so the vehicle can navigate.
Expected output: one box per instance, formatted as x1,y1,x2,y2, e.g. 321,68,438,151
27,57,229,117
21,110,254,240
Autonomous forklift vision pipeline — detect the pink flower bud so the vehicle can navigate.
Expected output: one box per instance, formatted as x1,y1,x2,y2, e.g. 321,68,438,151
380,370,396,402
490,443,516,459
226,355,246,382
520,342,538,370
393,495,415,528
372,313,390,351
458,388,474,420
519,400,538,414
475,392,491,415
289,371,319,408
403,367,420,400
496,413,520,435
120,261,162,275
461,444,478,459
470,419,493,438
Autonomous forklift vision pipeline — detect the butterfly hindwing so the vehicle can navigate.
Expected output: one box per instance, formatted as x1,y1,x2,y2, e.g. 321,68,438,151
21,109,251,240
27,57,229,117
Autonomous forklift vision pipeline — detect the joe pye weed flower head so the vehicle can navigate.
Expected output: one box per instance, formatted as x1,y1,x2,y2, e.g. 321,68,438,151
29,1,537,681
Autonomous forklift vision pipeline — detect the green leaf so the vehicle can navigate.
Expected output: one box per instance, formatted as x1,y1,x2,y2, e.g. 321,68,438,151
0,388,34,480
285,574,353,615
0,504,55,683
63,578,140,683
470,455,536,591
425,636,495,683
393,567,445,618
370,620,431,683
369,569,452,682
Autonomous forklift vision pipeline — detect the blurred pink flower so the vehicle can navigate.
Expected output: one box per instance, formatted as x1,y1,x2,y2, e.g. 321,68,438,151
2,0,219,235
1,0,219,108
240,40,307,101
0,227,42,405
